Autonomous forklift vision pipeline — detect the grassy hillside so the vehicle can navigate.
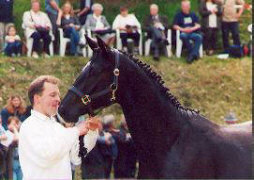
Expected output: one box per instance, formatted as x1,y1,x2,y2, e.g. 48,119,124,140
0,55,251,125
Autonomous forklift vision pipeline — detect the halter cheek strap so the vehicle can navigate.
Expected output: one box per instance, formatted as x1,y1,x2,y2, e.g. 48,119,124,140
69,50,120,116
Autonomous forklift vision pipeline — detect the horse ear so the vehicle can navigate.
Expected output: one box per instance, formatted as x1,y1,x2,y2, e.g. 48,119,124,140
96,35,109,56
85,35,98,50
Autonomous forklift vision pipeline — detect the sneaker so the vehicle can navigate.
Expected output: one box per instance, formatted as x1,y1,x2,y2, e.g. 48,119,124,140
32,52,39,59
186,55,194,64
122,47,128,53
133,47,139,55
17,53,21,57
44,53,50,58
11,53,16,57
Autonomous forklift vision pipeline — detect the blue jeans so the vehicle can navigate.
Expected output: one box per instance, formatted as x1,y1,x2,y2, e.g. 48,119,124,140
13,166,22,180
180,32,203,58
4,41,22,56
64,27,80,55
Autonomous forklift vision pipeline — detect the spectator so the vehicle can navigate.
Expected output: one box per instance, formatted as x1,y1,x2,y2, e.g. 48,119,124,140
0,116,7,179
0,0,14,53
112,6,141,54
173,0,203,63
1,95,27,130
57,2,80,56
199,0,222,55
5,116,22,180
22,0,52,59
18,75,99,179
4,25,22,57
84,3,115,47
220,0,245,51
100,114,119,178
143,4,169,60
45,0,61,54
81,118,106,179
114,115,137,178
76,0,93,25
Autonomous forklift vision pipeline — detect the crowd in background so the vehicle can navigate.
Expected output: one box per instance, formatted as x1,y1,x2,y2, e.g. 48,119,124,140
0,94,137,180
0,0,252,63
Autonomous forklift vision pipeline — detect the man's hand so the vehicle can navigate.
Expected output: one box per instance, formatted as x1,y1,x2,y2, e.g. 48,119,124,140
77,121,89,136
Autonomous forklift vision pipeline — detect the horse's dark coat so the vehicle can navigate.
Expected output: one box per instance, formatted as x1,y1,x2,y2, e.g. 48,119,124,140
58,36,252,179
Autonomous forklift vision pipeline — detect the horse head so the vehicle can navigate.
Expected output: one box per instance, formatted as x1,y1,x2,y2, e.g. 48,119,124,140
58,36,121,123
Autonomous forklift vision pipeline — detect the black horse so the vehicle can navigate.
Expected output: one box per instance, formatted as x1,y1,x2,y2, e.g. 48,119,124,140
58,36,252,179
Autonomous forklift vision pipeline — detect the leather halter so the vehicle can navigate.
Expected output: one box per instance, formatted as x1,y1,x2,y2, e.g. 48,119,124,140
69,50,120,117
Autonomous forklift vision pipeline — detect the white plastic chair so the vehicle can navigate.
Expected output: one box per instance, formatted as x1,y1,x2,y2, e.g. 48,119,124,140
25,31,54,57
59,28,70,57
86,29,93,58
59,28,87,57
116,29,143,55
176,30,203,58
144,29,172,57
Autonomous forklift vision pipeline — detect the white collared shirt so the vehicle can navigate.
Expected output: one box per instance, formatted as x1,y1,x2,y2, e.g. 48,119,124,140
19,109,80,180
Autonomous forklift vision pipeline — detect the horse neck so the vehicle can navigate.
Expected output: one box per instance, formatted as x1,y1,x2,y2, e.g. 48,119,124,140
117,60,186,154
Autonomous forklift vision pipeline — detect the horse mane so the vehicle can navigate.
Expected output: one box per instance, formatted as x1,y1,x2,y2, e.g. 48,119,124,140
119,51,199,115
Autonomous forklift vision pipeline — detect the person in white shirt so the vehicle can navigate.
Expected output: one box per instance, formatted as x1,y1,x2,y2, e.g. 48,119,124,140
112,6,141,54
22,0,52,59
19,75,99,179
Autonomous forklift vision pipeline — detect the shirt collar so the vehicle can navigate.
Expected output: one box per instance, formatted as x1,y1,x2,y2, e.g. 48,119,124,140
93,14,101,20
31,109,55,122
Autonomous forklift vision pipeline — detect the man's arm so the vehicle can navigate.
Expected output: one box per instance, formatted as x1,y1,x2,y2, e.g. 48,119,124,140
236,0,245,19
77,0,91,17
49,0,61,12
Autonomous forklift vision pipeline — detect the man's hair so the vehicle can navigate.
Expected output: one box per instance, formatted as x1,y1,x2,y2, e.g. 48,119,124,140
31,0,40,4
7,116,20,126
28,75,60,106
182,0,190,4
120,6,128,12
92,3,103,11
150,4,159,10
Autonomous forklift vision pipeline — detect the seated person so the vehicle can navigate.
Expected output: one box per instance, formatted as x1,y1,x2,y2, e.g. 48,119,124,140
173,0,203,63
112,6,141,55
22,0,52,59
84,3,115,47
57,2,80,56
143,4,169,60
4,25,22,57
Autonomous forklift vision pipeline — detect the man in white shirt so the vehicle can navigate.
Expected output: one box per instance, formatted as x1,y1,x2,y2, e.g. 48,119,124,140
19,75,99,179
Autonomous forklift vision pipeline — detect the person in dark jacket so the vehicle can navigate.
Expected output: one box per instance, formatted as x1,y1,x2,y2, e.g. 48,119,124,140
57,2,81,56
0,0,14,53
113,115,137,178
199,0,222,55
143,4,169,60
100,114,119,178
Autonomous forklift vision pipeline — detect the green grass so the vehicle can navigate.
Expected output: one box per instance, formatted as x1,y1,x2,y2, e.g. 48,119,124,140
0,55,251,125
